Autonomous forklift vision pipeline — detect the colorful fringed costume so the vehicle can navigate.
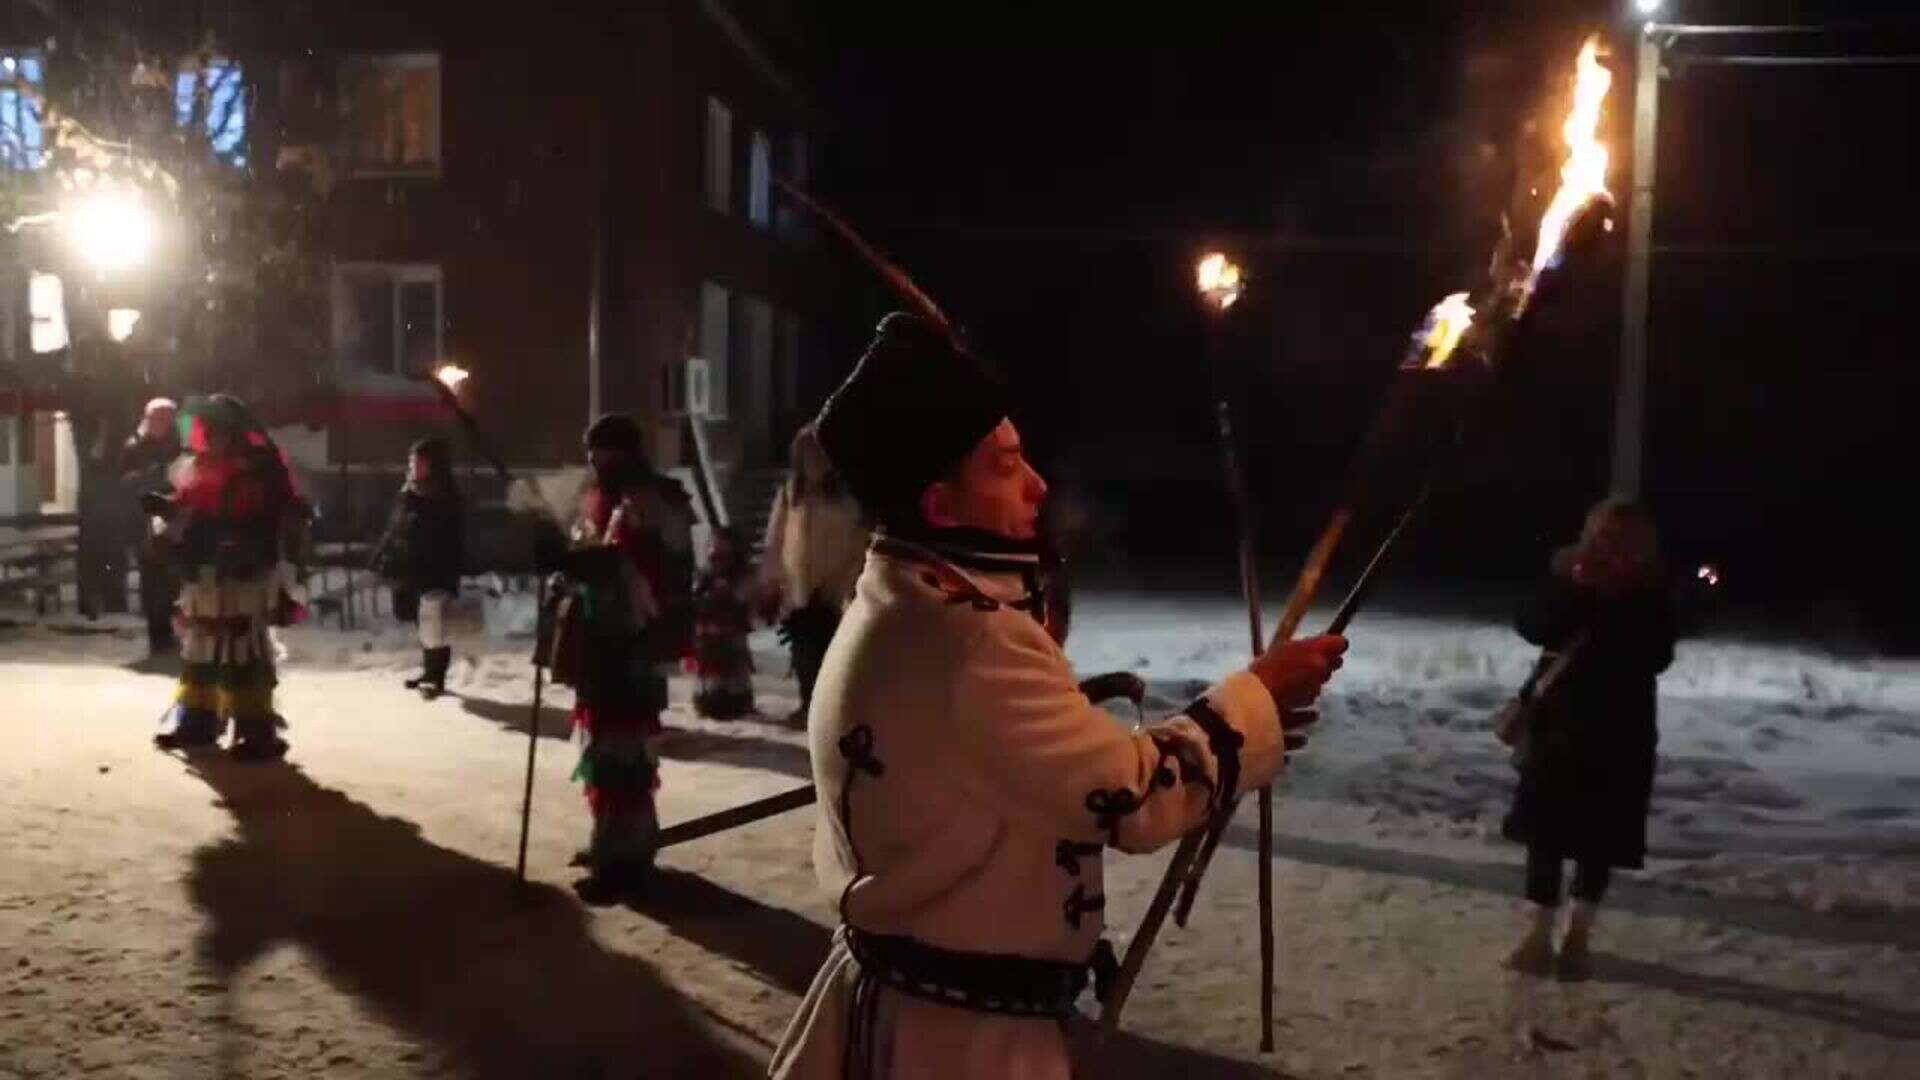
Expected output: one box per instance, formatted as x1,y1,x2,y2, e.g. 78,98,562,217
562,459,693,893
150,396,310,761
691,530,758,720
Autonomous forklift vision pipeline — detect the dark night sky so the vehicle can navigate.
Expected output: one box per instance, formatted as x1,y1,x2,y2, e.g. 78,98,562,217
768,1,1920,644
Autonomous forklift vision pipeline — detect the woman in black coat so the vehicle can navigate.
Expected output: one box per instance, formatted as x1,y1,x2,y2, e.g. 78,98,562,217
373,438,467,698
1502,497,1675,981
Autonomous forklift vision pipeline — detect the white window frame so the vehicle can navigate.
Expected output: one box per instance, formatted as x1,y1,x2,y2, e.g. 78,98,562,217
340,52,443,178
331,262,444,378
705,96,733,214
696,281,731,418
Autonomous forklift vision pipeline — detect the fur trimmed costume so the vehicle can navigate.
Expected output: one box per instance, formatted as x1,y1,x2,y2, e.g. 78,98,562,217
691,531,758,720
560,415,695,895
150,396,310,761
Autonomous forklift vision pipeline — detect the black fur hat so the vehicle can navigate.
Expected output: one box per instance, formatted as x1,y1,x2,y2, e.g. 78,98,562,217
583,413,644,455
813,312,1006,525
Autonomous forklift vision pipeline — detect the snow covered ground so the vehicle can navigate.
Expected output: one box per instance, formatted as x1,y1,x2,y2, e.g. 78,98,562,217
1,588,1916,1078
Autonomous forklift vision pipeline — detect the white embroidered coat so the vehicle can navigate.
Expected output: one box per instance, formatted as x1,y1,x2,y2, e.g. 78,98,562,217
769,539,1285,1079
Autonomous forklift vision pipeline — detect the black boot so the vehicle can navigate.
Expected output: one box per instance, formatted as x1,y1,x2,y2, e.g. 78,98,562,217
404,648,430,690
229,714,289,763
418,646,452,699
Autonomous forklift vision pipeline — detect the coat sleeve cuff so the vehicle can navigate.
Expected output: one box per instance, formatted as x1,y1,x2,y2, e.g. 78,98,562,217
1207,670,1284,797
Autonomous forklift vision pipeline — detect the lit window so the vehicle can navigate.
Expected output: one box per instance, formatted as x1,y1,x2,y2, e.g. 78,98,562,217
748,130,771,228
333,264,442,376
0,49,46,171
341,53,441,175
705,97,732,214
28,272,66,354
174,59,247,166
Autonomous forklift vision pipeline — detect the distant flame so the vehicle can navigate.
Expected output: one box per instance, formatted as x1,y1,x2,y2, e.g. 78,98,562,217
1408,291,1477,370
1528,37,1613,288
1196,253,1244,310
1697,564,1721,587
435,364,470,391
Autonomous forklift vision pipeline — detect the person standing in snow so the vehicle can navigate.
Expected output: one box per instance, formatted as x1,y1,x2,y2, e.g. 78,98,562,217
691,526,761,719
120,397,184,655
372,437,467,700
1501,497,1676,981
556,414,694,902
760,423,869,726
768,312,1347,1079
149,395,312,762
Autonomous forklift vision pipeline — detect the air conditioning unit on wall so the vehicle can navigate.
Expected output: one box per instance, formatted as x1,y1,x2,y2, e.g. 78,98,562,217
685,356,712,418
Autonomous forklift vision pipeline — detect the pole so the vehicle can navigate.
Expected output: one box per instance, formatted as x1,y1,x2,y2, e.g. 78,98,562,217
656,784,816,848
1214,399,1275,1053
1613,29,1660,499
515,573,547,889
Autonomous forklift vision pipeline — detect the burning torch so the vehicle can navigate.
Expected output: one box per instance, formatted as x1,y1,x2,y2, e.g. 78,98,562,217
1194,250,1287,1051
1100,34,1622,1039
413,362,568,891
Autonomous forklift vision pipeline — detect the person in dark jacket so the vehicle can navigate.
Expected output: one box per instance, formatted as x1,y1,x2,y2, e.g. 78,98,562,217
120,398,183,654
1502,497,1675,981
373,438,466,699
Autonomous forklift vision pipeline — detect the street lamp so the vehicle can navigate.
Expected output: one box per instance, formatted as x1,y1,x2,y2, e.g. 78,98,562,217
64,189,154,274
107,308,140,343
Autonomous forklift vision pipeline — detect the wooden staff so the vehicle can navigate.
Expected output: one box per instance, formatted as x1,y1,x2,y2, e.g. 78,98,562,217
411,372,568,892
1214,400,1276,1052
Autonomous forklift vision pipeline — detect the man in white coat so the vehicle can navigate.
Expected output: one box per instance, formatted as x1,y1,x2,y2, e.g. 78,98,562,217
769,313,1347,1079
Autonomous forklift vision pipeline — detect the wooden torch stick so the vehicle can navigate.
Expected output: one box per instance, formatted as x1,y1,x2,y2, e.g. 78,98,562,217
1098,505,1351,1042
1170,506,1352,929
1213,401,1275,1051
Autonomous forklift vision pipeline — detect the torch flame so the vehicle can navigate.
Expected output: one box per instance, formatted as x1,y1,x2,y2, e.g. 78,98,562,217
1407,291,1477,370
1196,252,1244,310
435,364,470,391
1527,36,1613,289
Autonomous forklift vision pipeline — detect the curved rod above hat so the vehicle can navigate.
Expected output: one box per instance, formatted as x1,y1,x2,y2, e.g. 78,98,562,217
773,175,958,344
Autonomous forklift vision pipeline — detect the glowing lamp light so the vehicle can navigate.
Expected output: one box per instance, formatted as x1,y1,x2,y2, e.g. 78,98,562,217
1634,0,1663,17
1196,252,1245,311
107,308,141,342
65,190,154,273
1697,564,1721,588
434,364,471,391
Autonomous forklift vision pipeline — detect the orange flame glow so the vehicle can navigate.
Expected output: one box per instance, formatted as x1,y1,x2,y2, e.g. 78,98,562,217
1408,291,1477,370
1196,252,1244,311
1527,36,1613,289
435,364,470,391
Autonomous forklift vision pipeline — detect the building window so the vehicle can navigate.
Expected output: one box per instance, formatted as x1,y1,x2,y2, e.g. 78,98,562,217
736,294,773,425
0,49,46,171
28,272,66,354
333,264,442,376
705,97,733,214
340,53,441,175
777,310,802,417
174,58,247,166
748,130,771,228
662,357,685,416
696,281,730,418
776,132,809,239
